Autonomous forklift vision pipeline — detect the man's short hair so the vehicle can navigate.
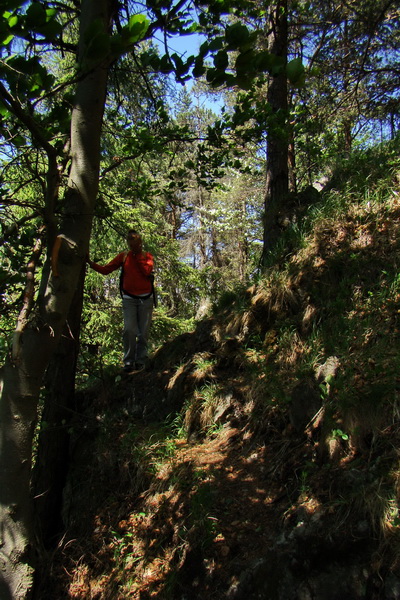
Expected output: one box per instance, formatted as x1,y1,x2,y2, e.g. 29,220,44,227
127,229,140,239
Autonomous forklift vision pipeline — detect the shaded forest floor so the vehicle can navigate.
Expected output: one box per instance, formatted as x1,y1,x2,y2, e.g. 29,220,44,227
37,343,400,600
35,170,400,599
37,355,291,599
35,362,324,599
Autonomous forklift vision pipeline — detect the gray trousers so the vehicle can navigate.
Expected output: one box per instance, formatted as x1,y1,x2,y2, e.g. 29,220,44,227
122,295,153,366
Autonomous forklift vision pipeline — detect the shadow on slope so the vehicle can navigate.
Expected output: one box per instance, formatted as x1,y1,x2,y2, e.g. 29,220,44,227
35,149,400,599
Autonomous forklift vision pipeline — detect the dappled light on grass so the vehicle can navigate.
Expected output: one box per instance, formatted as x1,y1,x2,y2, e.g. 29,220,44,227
37,146,400,599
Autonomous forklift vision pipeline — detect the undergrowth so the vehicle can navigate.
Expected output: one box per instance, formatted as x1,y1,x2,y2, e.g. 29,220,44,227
39,138,400,600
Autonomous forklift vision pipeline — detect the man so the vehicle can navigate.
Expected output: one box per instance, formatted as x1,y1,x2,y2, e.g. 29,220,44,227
87,230,154,373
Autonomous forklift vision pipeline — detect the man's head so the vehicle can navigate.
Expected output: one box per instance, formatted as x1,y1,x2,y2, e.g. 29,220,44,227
127,230,142,254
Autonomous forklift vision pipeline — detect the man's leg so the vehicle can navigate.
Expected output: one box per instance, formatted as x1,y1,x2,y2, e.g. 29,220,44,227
122,296,140,367
136,296,153,365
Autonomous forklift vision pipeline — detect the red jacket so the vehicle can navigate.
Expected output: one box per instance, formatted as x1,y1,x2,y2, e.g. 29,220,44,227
91,251,154,296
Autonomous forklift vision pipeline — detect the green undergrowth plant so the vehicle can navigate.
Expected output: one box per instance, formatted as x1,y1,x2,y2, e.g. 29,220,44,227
192,352,217,379
57,138,400,598
147,436,179,471
79,302,196,384
233,139,400,447
212,284,251,315
233,142,400,564
150,308,195,349
92,413,191,505
188,480,218,547
331,137,400,198
262,221,310,270
178,382,226,438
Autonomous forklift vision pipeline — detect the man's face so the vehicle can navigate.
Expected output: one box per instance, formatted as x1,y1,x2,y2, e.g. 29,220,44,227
127,233,142,253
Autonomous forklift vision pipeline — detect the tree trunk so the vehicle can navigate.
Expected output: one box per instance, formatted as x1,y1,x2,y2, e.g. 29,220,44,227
238,198,248,282
32,266,86,551
262,0,289,264
288,122,297,194
0,1,111,597
197,189,207,269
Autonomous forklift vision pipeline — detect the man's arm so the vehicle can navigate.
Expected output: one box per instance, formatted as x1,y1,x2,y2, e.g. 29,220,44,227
135,252,154,278
87,252,124,275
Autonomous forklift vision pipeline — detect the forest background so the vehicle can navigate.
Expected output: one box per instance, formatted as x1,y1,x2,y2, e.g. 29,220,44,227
0,0,399,599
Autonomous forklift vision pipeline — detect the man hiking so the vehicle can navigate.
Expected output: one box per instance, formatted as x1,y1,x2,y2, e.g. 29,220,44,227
87,230,154,373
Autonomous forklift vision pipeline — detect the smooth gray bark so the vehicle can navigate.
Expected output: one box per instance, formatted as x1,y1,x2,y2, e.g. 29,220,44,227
32,266,86,551
0,0,111,597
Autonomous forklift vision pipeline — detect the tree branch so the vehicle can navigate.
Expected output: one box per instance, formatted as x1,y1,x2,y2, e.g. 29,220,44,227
0,212,40,246
12,229,45,362
0,82,57,157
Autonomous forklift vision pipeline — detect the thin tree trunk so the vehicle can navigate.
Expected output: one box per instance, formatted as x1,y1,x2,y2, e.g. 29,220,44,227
197,189,207,269
288,123,297,194
0,1,111,597
238,198,248,282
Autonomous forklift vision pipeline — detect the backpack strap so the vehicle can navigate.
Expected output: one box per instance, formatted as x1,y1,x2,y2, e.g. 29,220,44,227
120,251,157,307
149,272,158,308
119,251,129,298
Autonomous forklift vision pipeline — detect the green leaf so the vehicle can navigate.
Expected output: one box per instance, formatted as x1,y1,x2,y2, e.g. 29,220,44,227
123,14,149,44
159,54,173,74
206,67,218,83
193,56,205,78
225,22,249,49
37,18,62,40
254,50,275,73
7,55,34,75
1,33,14,45
84,19,106,44
206,68,227,88
0,103,10,118
28,67,55,96
0,18,14,46
45,8,57,19
140,49,159,68
213,49,228,71
208,36,224,52
286,57,305,85
199,40,210,57
86,32,111,60
235,49,256,76
13,134,25,147
332,428,349,441
224,73,238,87
8,15,18,28
234,76,253,90
110,34,125,56
182,55,195,71
171,53,184,70
185,23,199,34
26,2,47,26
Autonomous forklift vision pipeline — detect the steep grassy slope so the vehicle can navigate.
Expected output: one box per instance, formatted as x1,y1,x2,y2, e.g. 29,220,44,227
35,140,400,599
